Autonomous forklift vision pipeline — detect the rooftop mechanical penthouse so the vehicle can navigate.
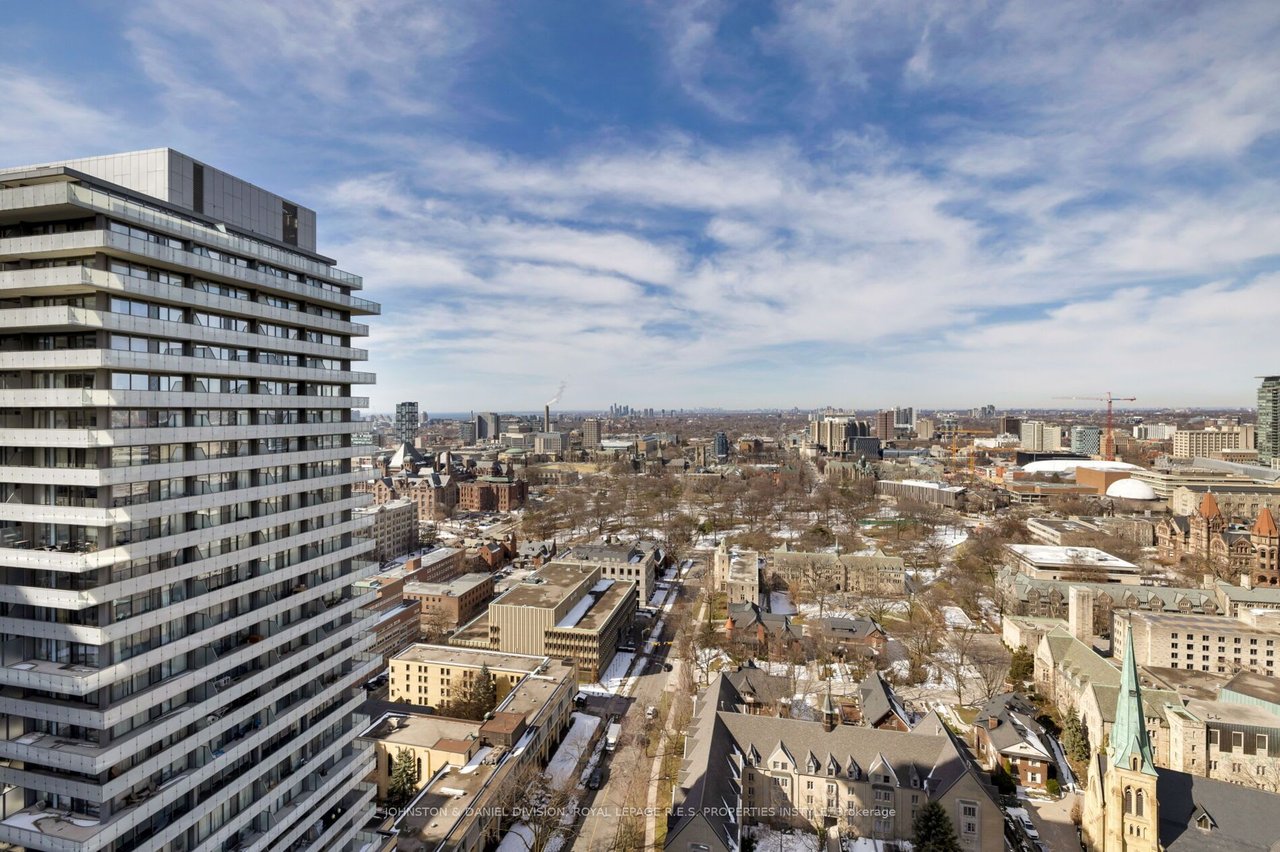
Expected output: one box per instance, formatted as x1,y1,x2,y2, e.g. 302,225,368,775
0,149,381,852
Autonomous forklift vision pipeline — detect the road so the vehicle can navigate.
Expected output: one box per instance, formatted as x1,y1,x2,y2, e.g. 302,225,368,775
1026,792,1081,852
572,559,696,851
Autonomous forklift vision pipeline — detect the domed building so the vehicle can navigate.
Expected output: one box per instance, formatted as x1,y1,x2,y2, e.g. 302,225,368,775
1105,478,1158,501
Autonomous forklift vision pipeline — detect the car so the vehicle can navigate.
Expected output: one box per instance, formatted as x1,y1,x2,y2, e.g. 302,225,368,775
645,705,657,720
587,767,604,790
663,663,673,672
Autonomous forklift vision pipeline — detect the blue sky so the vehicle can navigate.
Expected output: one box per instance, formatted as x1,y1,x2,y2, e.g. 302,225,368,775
4,0,1280,412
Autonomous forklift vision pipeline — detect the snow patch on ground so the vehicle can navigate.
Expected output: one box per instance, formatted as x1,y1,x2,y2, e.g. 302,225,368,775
770,591,796,615
578,651,636,696
745,826,821,852
545,713,601,786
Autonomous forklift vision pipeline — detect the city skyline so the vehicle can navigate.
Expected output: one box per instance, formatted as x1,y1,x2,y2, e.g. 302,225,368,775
3,2,1279,410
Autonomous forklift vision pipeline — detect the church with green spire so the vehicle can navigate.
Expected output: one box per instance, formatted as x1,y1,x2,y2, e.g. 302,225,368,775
1082,628,1280,851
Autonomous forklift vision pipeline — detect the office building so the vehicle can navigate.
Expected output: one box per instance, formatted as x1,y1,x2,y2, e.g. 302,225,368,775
0,149,380,850
552,539,663,603
893,406,915,428
713,431,730,460
1071,425,1102,456
582,417,601,449
451,562,637,682
473,412,501,441
1172,425,1256,459
457,421,476,444
1261,376,1280,467
915,417,936,440
394,401,418,445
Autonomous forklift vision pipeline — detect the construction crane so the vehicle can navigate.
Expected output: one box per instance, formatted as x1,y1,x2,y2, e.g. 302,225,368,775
1052,392,1137,461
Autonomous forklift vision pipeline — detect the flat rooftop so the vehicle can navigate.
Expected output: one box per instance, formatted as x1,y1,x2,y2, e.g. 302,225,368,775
560,580,635,632
1223,670,1280,705
403,573,492,597
491,563,597,609
392,644,548,673
1125,610,1280,634
363,712,480,750
1186,698,1280,728
1007,544,1137,570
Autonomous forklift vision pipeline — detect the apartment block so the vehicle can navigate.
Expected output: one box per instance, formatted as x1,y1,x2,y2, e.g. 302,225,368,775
1173,425,1256,459
1261,376,1280,467
0,149,380,851
393,401,417,445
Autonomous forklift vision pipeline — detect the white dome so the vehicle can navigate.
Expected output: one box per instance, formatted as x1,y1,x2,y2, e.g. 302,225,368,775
1022,459,1141,475
1106,478,1157,500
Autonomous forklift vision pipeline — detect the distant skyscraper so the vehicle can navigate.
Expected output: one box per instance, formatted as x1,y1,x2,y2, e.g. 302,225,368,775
998,415,1022,436
0,149,378,849
474,411,501,440
894,406,915,428
459,421,477,444
876,409,896,439
1071,425,1103,456
583,417,602,448
714,431,730,460
1261,376,1280,467
1021,421,1064,452
395,400,419,444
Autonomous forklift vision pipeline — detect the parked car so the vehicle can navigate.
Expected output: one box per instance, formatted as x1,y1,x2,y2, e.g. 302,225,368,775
645,705,657,720
587,767,604,789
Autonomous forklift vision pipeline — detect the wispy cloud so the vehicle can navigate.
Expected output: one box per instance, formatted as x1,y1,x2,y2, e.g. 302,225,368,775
4,0,1277,410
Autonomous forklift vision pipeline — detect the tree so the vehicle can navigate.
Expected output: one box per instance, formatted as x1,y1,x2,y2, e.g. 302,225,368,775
387,747,419,806
912,799,962,852
441,664,498,720
1046,777,1061,798
1062,711,1091,763
1008,646,1034,683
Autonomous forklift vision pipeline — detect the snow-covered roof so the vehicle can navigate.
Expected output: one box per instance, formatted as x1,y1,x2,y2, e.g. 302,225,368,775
1022,459,1141,474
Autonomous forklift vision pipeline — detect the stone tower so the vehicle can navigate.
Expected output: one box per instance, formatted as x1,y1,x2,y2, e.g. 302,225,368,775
1069,585,1095,642
1252,508,1280,586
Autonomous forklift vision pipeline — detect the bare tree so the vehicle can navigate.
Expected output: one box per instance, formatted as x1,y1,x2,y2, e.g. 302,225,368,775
489,758,579,852
970,642,1013,702
940,625,981,707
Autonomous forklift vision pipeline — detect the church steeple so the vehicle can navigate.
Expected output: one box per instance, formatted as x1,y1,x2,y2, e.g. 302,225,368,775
1110,628,1156,776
